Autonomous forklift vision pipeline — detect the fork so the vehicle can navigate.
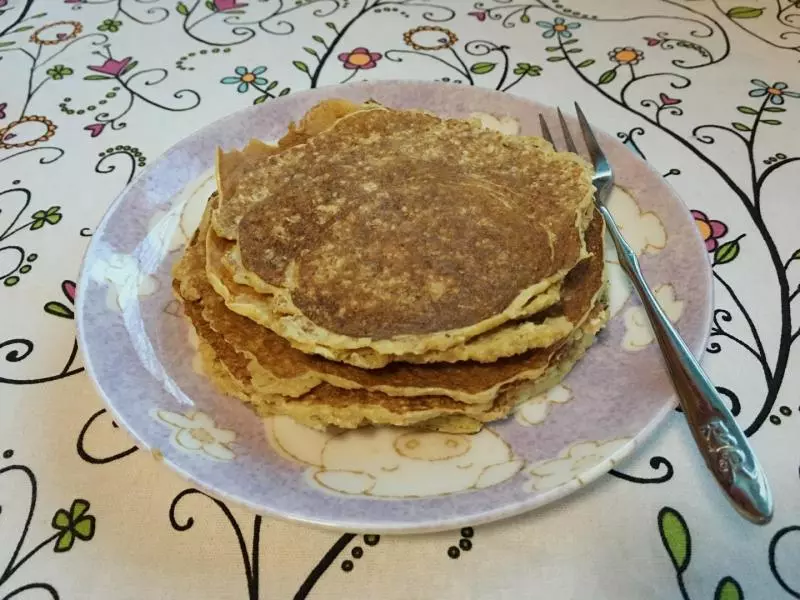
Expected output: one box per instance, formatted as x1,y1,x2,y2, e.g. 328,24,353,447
538,104,774,525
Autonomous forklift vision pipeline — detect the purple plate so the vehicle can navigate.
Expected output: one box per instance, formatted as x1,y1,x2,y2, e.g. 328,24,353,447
76,81,712,533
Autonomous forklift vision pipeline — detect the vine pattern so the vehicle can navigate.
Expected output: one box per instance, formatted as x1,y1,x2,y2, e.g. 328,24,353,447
0,449,97,600
510,9,800,439
1,1,799,597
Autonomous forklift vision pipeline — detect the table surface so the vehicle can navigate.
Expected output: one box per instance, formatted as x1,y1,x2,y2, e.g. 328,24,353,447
1,1,799,598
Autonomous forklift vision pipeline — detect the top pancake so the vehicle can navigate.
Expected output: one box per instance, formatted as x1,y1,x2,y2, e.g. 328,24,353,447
215,101,595,357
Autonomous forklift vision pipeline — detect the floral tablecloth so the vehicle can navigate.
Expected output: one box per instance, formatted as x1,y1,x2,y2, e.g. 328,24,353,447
1,0,799,598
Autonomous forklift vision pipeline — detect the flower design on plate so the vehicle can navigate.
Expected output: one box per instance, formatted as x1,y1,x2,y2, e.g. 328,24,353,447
0,115,57,149
221,66,267,93
622,284,684,351
607,187,666,256
515,384,572,427
524,438,629,492
749,79,800,105
403,25,458,51
604,186,667,317
88,56,134,77
691,210,728,252
608,46,644,65
89,251,157,312
337,47,382,70
30,20,83,45
536,17,580,39
266,417,522,497
470,112,520,135
154,410,236,461
51,499,96,552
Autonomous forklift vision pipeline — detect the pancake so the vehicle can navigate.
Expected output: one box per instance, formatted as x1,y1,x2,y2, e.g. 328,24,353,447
182,283,604,432
221,104,595,357
185,198,607,404
212,99,382,241
209,223,572,368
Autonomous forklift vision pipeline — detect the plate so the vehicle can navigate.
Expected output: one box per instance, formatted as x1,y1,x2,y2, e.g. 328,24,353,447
76,81,712,533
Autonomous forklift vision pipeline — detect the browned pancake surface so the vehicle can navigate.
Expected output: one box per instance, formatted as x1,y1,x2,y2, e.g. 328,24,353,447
234,108,593,339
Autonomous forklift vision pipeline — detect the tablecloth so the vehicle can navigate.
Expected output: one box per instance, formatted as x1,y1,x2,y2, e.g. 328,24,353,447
1,0,799,598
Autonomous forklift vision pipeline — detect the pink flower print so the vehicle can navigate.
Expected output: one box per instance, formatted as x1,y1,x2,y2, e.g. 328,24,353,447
659,93,681,106
84,123,105,137
468,10,487,21
62,280,76,304
88,57,132,77
691,210,728,252
213,0,247,9
337,47,382,70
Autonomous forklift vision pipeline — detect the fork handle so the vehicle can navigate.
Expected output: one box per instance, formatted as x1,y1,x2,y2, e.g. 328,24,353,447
598,205,774,524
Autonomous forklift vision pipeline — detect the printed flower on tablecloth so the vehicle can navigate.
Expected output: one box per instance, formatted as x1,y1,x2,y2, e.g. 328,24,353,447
403,25,458,51
221,66,267,93
97,18,123,32
468,10,486,21
513,62,542,77
749,79,800,105
44,280,76,319
31,206,62,230
30,21,83,45
691,210,728,252
46,65,73,80
51,499,96,552
154,410,236,461
536,17,580,39
524,438,629,492
338,47,382,70
0,102,6,120
212,0,248,10
87,57,133,77
0,115,58,149
609,46,644,65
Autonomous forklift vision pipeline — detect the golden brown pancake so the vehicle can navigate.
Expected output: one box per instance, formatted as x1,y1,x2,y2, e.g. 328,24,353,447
209,222,572,368
212,99,380,241
186,198,606,404
219,103,594,357
181,282,604,432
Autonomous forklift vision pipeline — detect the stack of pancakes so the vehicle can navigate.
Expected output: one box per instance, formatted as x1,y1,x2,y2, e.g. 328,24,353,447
174,99,608,433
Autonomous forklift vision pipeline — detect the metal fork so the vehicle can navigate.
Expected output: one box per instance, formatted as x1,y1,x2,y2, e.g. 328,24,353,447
539,104,773,525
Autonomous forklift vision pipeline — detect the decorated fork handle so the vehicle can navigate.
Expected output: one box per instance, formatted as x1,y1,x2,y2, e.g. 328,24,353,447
598,204,774,525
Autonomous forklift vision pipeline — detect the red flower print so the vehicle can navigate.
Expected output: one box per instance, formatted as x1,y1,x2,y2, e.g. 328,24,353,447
0,102,6,120
692,210,728,252
468,10,487,21
337,47,382,70
644,36,661,46
659,93,681,106
84,123,105,137
213,0,247,9
62,280,76,304
88,57,132,77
